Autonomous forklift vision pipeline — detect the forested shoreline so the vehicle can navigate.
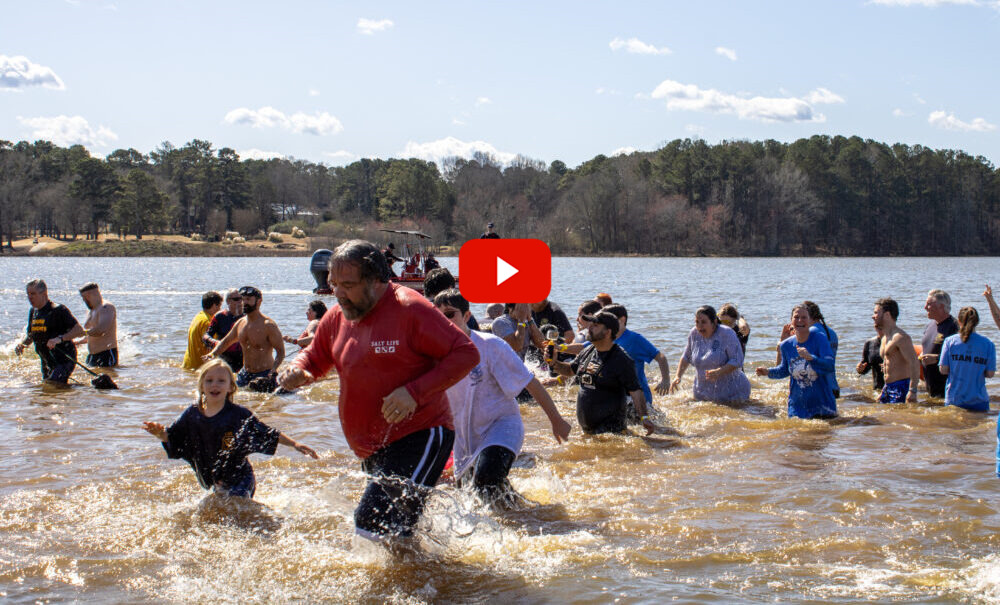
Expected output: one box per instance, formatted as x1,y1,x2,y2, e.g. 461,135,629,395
2,135,998,256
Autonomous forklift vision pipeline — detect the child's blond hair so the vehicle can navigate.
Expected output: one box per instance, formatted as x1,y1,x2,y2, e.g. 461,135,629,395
196,359,238,410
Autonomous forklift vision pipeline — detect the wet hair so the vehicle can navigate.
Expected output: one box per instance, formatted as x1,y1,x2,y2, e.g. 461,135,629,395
202,291,223,311
587,311,620,337
602,303,628,321
308,300,328,319
719,303,739,320
803,300,832,341
424,267,456,299
578,299,603,317
695,305,719,326
791,303,810,319
928,289,951,313
79,282,99,294
26,279,47,293
196,358,237,412
957,306,979,343
330,239,392,283
875,297,899,321
433,288,470,315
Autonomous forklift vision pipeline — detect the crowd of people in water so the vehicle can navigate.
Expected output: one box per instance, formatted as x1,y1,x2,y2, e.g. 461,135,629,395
11,239,1000,546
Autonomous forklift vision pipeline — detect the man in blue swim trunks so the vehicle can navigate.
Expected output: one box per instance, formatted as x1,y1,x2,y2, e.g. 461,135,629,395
872,298,920,403
204,286,285,392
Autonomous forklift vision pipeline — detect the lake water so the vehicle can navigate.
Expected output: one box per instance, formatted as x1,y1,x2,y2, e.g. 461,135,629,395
2,256,1000,603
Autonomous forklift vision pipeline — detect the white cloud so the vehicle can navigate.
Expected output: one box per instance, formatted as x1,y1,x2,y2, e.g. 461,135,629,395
715,46,738,61
309,89,320,97
609,37,671,55
224,106,343,136
323,150,357,165
0,55,66,91
357,18,394,35
649,79,844,122
17,115,117,147
892,108,911,117
237,148,285,161
401,136,518,167
928,110,996,132
475,96,492,107
451,117,466,126
914,93,927,104
611,146,637,156
870,0,979,6
803,87,845,104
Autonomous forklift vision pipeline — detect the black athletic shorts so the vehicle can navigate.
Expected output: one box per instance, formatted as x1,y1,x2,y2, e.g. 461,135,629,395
355,426,454,540
457,445,516,504
86,348,118,367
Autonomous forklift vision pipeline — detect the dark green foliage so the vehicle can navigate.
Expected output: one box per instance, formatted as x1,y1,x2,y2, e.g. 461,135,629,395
2,135,998,255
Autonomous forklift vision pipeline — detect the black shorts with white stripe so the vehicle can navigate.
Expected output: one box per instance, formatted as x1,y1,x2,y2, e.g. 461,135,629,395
355,426,455,540
86,348,118,367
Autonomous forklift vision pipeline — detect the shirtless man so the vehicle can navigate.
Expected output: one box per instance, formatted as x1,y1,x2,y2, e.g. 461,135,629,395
872,297,920,403
76,283,118,367
205,286,285,392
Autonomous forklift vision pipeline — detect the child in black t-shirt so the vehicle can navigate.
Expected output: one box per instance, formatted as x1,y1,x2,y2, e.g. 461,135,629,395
143,359,318,498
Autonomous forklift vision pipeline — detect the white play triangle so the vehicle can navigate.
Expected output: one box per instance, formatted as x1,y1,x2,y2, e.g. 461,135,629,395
496,256,519,285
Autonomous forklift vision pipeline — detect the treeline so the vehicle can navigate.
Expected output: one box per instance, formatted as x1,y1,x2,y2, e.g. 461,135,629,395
2,135,999,255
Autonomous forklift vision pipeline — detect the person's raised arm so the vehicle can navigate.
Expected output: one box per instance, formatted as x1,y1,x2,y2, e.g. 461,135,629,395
984,285,1000,331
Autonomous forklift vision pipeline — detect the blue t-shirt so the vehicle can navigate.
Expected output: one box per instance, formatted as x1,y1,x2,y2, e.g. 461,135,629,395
768,330,836,419
614,329,660,403
939,332,996,412
810,324,839,395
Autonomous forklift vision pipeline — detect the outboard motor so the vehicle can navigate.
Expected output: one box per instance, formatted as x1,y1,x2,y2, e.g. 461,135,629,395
310,249,333,294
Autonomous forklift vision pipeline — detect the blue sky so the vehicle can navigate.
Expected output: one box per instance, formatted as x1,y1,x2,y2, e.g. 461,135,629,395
3,0,999,168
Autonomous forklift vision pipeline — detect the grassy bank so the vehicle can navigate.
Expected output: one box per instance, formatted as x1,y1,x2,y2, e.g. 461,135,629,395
36,239,311,257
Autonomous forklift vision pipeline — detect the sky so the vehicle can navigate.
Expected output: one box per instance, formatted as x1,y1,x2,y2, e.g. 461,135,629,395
2,0,999,169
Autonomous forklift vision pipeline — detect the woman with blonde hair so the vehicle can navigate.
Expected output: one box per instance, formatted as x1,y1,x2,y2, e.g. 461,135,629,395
142,359,318,498
718,303,750,354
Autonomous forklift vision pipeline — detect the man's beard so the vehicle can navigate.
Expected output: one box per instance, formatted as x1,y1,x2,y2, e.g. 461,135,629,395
338,286,376,320
243,301,259,314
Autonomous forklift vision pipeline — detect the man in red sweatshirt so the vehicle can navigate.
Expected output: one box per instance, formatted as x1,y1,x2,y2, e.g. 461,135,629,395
278,240,479,542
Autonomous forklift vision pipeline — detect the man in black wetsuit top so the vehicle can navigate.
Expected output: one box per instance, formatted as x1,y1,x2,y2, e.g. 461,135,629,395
480,222,500,239
548,311,655,435
14,279,85,383
920,289,958,398
382,243,403,276
206,289,244,372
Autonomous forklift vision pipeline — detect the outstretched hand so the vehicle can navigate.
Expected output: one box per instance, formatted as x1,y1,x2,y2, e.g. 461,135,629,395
755,366,769,376
142,421,167,442
550,416,572,443
655,379,670,396
295,443,320,459
985,284,994,300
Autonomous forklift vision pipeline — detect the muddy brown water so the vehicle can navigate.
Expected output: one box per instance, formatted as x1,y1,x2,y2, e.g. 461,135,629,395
2,257,1000,603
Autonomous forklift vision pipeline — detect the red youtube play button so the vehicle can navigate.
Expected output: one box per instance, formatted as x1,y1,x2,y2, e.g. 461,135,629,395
458,239,551,303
